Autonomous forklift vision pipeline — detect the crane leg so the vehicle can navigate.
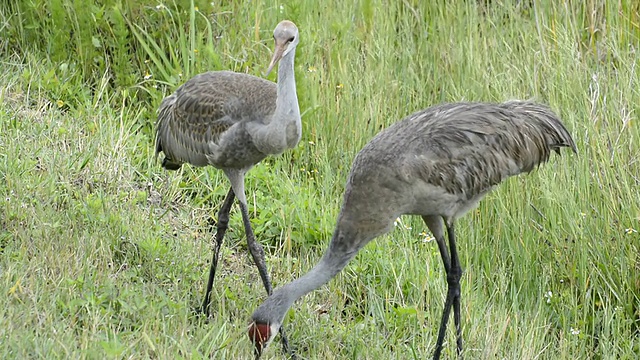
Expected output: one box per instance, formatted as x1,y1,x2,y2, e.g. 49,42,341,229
447,223,463,357
200,187,235,317
238,200,295,358
238,200,273,294
432,222,463,360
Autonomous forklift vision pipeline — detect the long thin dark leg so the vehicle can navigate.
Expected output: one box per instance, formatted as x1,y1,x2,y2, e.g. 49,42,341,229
200,187,235,318
238,200,272,294
238,200,294,358
446,223,463,357
422,215,451,272
432,222,463,360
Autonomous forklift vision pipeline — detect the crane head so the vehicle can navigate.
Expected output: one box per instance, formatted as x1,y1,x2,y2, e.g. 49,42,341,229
248,320,279,358
266,20,299,76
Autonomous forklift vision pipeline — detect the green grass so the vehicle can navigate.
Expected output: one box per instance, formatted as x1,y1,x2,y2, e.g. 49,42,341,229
1,0,639,359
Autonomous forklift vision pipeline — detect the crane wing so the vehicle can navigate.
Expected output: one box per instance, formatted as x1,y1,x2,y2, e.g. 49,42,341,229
409,101,576,199
355,102,575,202
155,71,276,169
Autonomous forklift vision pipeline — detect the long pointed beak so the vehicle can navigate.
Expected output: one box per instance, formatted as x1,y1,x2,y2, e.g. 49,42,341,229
265,42,286,76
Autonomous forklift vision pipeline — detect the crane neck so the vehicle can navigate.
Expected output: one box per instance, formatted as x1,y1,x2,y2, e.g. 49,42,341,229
268,47,302,152
273,48,300,125
251,214,388,331
280,252,349,303
262,225,362,325
249,49,302,154
247,46,301,155
276,48,296,97
250,249,347,341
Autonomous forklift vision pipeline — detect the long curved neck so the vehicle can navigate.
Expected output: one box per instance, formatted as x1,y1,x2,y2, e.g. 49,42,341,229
253,180,399,331
279,250,351,307
249,48,301,155
252,205,394,330
273,48,301,148
275,49,298,118
268,223,365,322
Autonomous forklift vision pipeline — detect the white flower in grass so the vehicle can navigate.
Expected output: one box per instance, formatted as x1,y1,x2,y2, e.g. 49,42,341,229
419,231,435,243
544,291,553,304
625,228,637,234
570,327,580,335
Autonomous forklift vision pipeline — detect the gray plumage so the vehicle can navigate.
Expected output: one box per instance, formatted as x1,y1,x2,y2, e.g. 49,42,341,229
157,71,276,169
157,70,302,170
155,20,302,356
248,100,576,359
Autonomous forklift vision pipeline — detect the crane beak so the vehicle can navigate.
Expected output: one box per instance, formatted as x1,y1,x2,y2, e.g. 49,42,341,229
265,42,286,76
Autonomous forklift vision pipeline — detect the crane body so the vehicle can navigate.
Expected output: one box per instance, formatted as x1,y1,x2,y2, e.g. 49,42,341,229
249,101,576,359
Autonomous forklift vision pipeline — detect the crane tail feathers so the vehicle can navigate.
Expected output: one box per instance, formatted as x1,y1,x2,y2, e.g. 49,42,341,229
155,94,184,171
503,100,577,157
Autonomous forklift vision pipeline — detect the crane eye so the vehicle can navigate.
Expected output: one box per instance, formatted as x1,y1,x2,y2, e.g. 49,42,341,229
287,36,295,43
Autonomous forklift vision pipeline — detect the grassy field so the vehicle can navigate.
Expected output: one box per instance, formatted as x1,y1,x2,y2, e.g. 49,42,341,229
1,0,639,359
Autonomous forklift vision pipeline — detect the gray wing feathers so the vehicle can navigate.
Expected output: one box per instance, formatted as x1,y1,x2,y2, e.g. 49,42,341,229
155,71,277,170
156,94,188,170
502,100,577,154
374,101,576,198
156,92,221,169
428,101,575,197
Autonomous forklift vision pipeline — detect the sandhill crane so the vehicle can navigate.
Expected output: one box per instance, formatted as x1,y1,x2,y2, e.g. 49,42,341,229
155,20,301,354
248,101,576,359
